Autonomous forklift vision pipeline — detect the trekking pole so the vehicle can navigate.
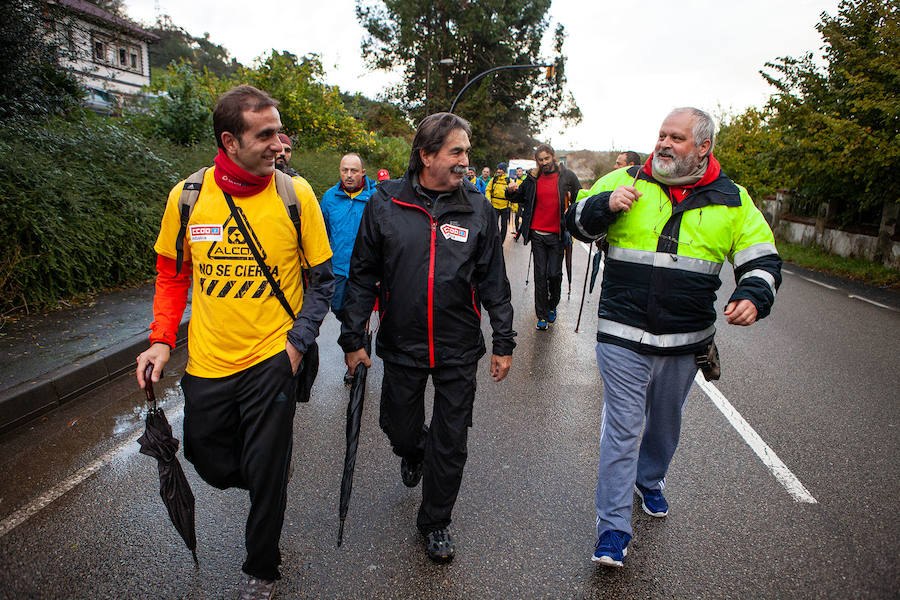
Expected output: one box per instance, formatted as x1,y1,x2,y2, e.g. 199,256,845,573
524,249,533,288
574,241,593,333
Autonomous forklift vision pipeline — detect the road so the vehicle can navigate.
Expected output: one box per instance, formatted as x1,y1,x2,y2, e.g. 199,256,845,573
1,234,898,599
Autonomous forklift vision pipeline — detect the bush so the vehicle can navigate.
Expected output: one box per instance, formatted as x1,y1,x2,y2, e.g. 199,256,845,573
364,134,411,179
128,62,225,145
0,114,218,312
0,0,83,119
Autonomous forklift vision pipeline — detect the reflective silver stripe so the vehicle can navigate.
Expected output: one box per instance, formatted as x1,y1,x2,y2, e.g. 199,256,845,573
738,269,776,295
596,319,716,348
733,243,779,267
574,199,600,240
607,246,722,275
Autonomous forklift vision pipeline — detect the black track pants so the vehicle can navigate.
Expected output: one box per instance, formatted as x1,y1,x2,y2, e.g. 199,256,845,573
379,360,478,534
530,232,564,320
181,351,297,581
493,206,510,240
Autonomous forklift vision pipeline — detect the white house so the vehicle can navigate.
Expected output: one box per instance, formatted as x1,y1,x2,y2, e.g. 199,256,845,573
44,0,159,103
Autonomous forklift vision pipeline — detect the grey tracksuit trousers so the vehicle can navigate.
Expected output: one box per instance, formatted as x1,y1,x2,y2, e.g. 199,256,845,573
594,342,698,536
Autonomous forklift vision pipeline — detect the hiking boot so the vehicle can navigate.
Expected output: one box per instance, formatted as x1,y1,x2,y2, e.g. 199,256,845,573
401,457,423,487
592,529,631,567
634,483,669,517
547,308,557,323
237,572,276,600
536,319,548,330
343,368,354,386
425,528,455,563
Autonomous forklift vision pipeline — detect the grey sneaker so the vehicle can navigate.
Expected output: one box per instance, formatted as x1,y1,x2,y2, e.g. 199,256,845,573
425,528,455,563
237,572,276,600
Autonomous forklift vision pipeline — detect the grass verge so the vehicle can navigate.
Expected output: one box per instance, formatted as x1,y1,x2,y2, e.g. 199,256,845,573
777,241,900,289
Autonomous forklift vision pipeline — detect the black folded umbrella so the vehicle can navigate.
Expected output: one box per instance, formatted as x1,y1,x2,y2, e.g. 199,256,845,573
296,341,319,403
337,332,372,547
137,364,198,564
564,236,573,298
589,248,602,293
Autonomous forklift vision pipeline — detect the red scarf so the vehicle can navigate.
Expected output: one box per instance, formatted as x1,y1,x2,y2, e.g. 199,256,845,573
213,148,272,197
641,154,721,203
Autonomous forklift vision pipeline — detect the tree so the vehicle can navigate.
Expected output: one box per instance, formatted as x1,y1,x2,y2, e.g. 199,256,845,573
242,52,375,153
760,0,899,225
715,106,790,202
84,0,125,17
147,16,241,79
356,0,581,166
0,0,82,119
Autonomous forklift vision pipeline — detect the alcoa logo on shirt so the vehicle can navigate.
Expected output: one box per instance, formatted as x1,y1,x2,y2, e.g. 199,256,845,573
189,224,223,242
440,224,469,242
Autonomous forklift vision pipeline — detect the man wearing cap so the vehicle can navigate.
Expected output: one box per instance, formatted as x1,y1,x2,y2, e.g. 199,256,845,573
320,153,378,383
486,162,512,239
274,133,300,178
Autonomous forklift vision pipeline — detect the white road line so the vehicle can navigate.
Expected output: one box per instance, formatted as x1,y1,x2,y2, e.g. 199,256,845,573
848,295,897,311
783,268,795,275
0,400,186,538
694,372,817,504
799,276,838,290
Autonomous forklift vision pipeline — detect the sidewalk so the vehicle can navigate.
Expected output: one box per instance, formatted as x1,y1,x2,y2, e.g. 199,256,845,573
0,283,190,434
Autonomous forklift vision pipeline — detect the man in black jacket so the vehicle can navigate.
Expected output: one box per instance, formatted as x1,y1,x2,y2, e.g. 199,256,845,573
509,144,582,329
339,112,516,563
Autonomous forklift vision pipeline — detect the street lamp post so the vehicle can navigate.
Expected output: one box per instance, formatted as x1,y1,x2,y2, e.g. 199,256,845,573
426,58,455,113
449,63,552,114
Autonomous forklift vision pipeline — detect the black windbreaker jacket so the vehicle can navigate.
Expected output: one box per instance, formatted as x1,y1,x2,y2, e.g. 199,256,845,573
508,165,582,244
338,175,516,368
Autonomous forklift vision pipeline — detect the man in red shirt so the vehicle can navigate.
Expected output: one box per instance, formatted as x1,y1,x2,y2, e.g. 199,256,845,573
509,144,582,329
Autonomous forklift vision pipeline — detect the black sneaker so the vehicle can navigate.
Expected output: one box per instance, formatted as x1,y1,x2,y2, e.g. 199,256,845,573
425,528,455,563
400,456,423,487
237,572,276,599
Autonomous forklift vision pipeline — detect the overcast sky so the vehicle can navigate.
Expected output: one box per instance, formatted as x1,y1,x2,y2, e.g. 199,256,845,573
124,0,840,154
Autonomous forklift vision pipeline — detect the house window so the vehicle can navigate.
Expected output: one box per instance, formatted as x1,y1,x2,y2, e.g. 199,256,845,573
130,52,137,68
119,48,127,65
94,40,105,62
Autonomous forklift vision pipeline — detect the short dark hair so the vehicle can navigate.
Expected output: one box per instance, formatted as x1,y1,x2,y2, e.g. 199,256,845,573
408,112,472,175
622,151,641,166
534,143,555,159
213,85,279,150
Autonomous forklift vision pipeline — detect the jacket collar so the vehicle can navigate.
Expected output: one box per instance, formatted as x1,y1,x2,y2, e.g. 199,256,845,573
634,167,741,210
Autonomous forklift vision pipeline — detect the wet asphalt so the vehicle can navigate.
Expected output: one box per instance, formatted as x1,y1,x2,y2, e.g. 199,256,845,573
0,232,898,599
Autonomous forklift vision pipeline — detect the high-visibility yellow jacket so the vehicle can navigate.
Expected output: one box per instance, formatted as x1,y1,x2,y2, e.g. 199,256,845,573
486,174,511,210
567,165,781,355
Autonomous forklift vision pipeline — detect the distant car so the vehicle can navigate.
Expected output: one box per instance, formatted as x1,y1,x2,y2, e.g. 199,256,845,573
83,87,118,116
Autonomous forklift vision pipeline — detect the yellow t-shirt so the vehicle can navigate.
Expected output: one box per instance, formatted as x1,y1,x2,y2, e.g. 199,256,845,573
154,169,332,378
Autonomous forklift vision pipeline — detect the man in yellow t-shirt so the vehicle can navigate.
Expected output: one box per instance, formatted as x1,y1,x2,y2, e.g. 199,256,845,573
136,85,333,597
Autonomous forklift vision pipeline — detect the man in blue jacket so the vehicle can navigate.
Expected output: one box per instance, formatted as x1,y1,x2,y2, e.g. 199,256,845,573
320,153,377,381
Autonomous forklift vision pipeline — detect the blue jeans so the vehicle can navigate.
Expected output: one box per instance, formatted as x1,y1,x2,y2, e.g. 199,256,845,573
594,342,697,536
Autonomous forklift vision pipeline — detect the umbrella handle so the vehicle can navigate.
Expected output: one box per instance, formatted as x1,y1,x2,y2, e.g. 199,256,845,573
143,363,157,410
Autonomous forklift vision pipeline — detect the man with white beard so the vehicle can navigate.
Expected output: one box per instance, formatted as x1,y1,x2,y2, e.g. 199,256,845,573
567,107,782,568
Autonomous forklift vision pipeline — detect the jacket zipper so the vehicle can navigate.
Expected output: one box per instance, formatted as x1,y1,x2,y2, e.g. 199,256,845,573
391,198,437,368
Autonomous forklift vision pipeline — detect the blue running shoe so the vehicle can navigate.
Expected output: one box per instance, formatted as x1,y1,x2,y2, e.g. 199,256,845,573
547,308,557,323
634,483,668,517
536,319,548,330
592,529,631,567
